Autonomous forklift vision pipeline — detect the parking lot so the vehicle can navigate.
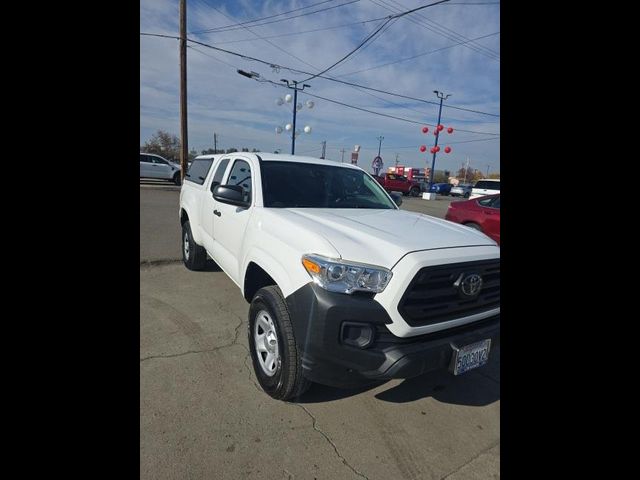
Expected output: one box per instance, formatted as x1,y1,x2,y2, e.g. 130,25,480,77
140,186,500,479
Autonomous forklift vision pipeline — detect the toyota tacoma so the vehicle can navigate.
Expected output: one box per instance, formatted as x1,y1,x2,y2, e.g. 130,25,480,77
179,153,500,400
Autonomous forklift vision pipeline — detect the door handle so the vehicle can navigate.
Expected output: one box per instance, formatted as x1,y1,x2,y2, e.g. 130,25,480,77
213,210,221,217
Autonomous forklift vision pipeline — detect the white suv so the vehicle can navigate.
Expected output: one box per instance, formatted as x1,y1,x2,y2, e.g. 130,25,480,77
140,153,182,185
470,179,500,199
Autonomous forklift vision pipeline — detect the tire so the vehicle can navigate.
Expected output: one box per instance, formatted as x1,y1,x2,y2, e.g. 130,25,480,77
464,192,470,198
173,172,182,186
182,221,207,271
249,286,311,401
465,222,482,231
410,187,420,197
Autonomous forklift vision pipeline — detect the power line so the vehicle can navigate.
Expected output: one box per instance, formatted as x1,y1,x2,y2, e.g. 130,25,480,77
331,18,400,70
191,0,361,34
300,0,452,82
205,17,387,45
140,32,500,119
389,0,500,58
370,0,499,60
383,0,500,57
298,88,498,135
207,4,320,72
335,31,499,77
192,0,338,33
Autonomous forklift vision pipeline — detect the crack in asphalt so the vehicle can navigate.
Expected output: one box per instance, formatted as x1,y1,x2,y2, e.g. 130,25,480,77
295,404,370,480
440,440,500,479
140,259,182,268
140,344,238,362
242,354,263,393
141,309,247,363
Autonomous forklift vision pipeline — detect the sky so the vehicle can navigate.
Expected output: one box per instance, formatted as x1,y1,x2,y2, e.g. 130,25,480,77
140,0,500,175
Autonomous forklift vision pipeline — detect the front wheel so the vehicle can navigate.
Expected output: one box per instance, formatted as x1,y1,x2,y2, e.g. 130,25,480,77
410,187,421,197
249,286,311,401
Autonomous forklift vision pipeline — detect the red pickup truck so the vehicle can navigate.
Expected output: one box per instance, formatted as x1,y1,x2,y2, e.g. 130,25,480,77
374,173,423,197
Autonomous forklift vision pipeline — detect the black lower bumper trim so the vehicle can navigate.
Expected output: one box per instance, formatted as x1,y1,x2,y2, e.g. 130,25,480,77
285,283,500,388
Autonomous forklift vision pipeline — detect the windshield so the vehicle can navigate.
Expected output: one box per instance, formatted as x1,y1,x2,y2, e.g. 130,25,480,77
261,161,396,209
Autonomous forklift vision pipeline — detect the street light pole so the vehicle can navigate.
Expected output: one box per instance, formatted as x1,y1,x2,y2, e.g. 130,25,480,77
280,79,311,155
236,71,312,155
486,164,490,177
377,136,384,156
429,91,451,187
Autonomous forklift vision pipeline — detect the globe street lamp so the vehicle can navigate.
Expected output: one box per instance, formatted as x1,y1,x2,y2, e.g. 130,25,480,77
276,79,311,155
428,91,451,188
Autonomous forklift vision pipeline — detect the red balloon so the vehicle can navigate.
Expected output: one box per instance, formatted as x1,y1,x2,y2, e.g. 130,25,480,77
444,146,451,153
430,147,436,154
435,146,441,152
447,127,453,134
419,145,426,152
422,126,429,133
437,124,444,131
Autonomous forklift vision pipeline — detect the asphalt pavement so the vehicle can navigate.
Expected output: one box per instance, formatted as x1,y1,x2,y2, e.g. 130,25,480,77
140,185,500,479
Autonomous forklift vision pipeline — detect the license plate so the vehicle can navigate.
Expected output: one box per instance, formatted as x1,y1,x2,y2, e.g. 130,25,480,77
451,339,491,375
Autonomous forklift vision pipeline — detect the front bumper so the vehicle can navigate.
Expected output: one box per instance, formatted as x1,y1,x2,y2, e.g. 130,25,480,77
285,283,500,388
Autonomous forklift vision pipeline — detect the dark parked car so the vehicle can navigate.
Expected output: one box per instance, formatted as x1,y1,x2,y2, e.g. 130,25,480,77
445,194,500,244
429,183,452,195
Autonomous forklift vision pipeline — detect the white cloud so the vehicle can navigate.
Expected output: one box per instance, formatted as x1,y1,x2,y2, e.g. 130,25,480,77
141,0,500,173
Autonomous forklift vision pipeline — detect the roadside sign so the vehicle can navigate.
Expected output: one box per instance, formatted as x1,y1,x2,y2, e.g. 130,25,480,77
372,156,383,175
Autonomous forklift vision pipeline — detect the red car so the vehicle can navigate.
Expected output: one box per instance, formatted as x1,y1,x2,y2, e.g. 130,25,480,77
445,194,500,244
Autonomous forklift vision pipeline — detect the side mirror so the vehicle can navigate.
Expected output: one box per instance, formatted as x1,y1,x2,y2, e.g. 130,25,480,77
213,184,250,208
390,192,403,207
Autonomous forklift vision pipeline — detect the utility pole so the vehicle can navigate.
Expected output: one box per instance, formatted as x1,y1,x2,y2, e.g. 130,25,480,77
395,153,400,167
320,140,326,159
428,90,451,187
213,132,217,153
486,164,490,177
376,136,384,156
463,156,470,183
340,148,346,163
179,0,188,180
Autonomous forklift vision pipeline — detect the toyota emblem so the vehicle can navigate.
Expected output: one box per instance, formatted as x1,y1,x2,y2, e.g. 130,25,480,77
454,273,483,298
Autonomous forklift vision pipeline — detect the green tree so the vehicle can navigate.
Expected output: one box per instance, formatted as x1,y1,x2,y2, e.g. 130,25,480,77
225,148,238,154
141,130,181,162
488,172,500,179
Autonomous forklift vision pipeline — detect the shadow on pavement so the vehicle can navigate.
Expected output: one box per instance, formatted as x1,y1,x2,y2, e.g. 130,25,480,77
295,348,499,407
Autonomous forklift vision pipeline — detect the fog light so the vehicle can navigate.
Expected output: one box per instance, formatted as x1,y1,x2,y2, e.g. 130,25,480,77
341,322,374,348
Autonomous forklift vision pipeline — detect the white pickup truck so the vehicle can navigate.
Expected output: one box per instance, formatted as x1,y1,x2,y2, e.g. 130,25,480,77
179,153,500,400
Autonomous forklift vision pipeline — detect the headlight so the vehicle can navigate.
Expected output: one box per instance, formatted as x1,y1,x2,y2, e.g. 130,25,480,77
301,254,392,294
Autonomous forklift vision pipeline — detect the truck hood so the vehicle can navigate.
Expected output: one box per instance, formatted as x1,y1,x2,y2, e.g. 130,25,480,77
271,208,496,269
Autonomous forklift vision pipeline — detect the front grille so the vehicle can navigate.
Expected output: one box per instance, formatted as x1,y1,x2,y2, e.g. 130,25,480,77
398,259,500,327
